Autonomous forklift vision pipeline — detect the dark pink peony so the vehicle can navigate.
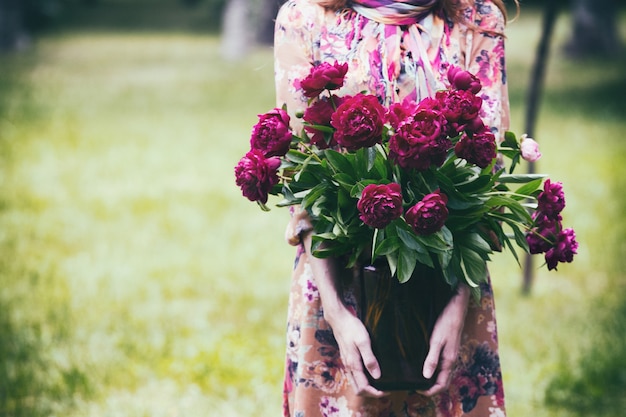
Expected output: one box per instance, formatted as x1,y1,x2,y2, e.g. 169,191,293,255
436,89,483,136
300,61,349,98
387,99,419,131
388,109,451,171
331,94,386,151
545,228,578,270
447,65,482,94
250,108,292,157
234,149,281,204
405,191,449,235
454,129,497,168
357,183,403,229
526,214,560,254
303,95,342,149
537,179,566,218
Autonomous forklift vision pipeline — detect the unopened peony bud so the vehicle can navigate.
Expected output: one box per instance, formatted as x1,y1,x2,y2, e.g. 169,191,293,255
519,134,542,162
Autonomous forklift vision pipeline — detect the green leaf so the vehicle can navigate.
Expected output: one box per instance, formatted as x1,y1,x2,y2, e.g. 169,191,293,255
366,147,377,172
498,173,547,183
324,149,356,178
373,236,401,257
501,131,519,149
396,247,417,283
459,246,488,287
514,178,543,199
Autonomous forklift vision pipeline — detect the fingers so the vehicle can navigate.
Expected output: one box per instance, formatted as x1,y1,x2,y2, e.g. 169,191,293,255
336,322,386,398
421,339,458,397
422,338,443,380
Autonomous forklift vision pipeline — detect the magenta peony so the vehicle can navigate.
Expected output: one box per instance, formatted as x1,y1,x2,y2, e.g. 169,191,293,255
357,183,403,229
545,228,578,270
405,191,449,235
388,109,451,171
447,65,482,94
454,129,497,168
537,179,566,218
386,100,419,131
437,89,483,136
234,149,281,204
303,96,340,149
250,108,292,157
331,94,386,151
300,61,349,98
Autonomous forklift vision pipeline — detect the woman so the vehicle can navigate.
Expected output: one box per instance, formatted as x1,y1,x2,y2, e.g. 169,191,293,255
274,1,514,415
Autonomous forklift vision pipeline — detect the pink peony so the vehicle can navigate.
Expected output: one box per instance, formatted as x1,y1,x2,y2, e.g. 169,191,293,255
388,109,451,171
519,134,542,162
300,61,349,98
405,191,449,235
250,108,292,157
331,94,386,151
537,179,566,218
234,149,281,204
454,129,497,168
357,183,403,229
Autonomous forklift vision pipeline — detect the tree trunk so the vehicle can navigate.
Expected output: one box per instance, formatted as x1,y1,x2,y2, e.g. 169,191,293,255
0,0,24,51
220,0,252,61
257,0,285,45
565,0,622,58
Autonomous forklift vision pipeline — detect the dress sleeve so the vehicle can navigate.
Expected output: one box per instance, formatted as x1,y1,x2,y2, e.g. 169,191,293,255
274,0,321,134
464,0,510,142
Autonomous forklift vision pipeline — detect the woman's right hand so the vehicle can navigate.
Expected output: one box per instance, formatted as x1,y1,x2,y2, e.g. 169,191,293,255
324,307,387,398
298,226,386,398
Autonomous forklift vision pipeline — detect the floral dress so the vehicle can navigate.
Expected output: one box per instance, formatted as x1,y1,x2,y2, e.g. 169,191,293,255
274,1,509,416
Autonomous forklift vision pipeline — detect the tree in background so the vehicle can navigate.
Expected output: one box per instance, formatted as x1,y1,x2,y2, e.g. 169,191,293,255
565,0,622,58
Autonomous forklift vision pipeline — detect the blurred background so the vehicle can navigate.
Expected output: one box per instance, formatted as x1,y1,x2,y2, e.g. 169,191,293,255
0,0,624,416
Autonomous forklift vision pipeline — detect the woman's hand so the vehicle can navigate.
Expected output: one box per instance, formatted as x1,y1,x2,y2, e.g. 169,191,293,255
299,229,386,398
420,284,471,396
324,307,387,398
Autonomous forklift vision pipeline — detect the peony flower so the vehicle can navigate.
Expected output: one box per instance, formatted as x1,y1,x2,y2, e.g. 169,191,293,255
519,134,542,162
300,61,349,98
357,183,403,229
454,129,497,168
386,99,418,131
250,108,292,157
447,65,482,94
405,191,449,235
234,149,281,204
388,109,451,171
437,89,483,136
537,179,566,218
303,96,342,149
545,228,578,270
331,94,386,151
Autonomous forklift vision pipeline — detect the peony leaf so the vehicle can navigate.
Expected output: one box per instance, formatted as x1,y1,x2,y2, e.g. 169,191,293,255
459,246,488,287
498,173,546,183
397,247,417,284
513,178,543,199
366,147,377,172
325,149,356,178
374,236,401,257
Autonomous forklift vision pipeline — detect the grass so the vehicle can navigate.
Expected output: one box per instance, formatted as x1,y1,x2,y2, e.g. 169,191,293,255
0,3,625,417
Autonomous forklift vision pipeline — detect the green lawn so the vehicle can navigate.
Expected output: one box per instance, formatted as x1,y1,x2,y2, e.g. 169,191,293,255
0,4,624,417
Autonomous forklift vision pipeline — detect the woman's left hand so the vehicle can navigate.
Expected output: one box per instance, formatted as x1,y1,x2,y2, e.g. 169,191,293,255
420,284,471,396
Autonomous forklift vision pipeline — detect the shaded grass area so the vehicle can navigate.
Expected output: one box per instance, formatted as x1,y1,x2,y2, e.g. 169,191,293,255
0,4,624,417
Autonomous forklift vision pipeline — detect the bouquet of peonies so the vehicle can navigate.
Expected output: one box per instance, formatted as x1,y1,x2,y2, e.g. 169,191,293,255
235,62,577,298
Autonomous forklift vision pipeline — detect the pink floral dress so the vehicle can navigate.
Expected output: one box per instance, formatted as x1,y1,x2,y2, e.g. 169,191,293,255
274,1,509,416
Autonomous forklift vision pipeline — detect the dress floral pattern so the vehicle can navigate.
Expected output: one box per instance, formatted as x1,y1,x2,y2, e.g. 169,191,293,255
274,1,509,416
